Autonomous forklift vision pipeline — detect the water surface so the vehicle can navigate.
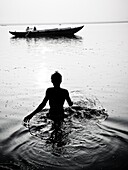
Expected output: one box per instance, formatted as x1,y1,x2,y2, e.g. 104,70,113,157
0,23,128,170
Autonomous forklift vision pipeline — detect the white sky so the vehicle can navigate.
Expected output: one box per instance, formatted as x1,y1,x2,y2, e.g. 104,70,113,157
0,0,128,24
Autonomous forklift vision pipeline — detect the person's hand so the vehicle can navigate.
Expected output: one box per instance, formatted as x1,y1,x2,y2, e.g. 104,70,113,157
23,114,33,127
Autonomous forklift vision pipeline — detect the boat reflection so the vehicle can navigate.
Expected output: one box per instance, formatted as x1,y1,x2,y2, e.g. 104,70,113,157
10,35,83,50
10,34,82,42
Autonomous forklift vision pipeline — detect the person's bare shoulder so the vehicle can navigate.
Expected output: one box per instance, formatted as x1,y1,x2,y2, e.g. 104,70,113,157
46,87,53,95
60,88,69,94
46,87,53,91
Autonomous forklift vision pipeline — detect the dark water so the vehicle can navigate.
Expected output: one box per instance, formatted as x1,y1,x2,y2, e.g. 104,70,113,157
0,23,128,169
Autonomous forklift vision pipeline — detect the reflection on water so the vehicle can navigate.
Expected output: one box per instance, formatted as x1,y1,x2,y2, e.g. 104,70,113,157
10,35,83,46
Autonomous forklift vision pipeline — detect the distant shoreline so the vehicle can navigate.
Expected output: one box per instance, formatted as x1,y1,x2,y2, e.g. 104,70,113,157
0,20,128,26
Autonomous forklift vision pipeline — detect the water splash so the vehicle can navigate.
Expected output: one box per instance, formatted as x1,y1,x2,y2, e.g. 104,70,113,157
2,96,128,169
18,97,109,169
26,96,108,154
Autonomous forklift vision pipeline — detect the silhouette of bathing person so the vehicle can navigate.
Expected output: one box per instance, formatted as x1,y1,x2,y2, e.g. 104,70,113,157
24,71,73,124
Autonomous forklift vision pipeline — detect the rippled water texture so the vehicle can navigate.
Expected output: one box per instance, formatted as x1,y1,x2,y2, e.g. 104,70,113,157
1,96,110,170
0,23,128,169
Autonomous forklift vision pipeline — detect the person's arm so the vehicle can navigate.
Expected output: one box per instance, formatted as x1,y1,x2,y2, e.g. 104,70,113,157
23,90,49,124
66,90,73,106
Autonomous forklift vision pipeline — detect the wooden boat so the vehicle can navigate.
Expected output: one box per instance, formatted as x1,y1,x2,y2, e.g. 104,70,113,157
9,25,84,38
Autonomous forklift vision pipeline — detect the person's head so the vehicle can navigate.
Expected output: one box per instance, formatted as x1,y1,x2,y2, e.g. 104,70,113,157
51,71,62,87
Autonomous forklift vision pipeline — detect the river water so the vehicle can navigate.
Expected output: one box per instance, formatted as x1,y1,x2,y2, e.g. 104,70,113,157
0,23,128,170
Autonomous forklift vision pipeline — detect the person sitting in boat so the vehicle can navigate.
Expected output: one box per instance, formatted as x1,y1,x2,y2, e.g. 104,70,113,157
23,71,73,124
26,27,30,32
33,27,37,31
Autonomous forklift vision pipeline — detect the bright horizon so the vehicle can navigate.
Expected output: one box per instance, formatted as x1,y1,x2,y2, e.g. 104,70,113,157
0,0,128,24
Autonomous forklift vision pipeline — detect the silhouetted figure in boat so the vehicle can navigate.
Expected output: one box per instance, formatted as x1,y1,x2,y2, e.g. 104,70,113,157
24,71,73,124
33,27,36,31
26,27,29,32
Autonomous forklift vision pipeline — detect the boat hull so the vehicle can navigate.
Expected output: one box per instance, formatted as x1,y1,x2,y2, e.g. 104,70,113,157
9,26,84,38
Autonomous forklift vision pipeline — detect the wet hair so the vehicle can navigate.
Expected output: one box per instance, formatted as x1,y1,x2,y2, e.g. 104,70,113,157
51,71,62,84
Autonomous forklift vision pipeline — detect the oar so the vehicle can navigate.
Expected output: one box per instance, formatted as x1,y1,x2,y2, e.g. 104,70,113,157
25,31,30,37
